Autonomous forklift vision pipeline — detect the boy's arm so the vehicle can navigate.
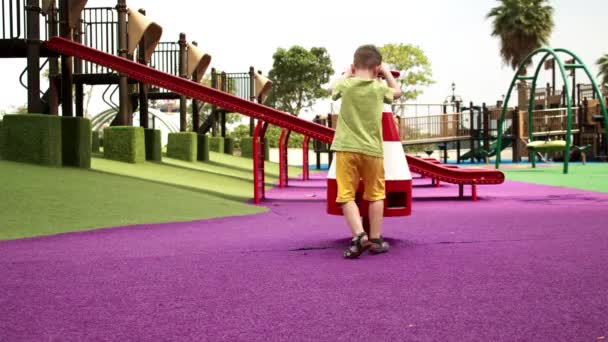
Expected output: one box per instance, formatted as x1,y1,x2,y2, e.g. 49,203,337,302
329,67,353,101
380,63,402,100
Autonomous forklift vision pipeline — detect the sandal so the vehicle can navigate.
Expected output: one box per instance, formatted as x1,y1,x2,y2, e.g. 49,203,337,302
343,232,371,259
369,237,390,255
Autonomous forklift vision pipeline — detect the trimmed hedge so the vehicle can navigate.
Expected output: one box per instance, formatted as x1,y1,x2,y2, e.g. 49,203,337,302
240,137,254,158
240,137,269,160
209,137,224,153
3,114,62,166
167,132,197,162
0,120,5,159
92,131,100,153
224,137,234,155
197,134,209,162
103,126,145,163
144,129,162,161
61,117,91,168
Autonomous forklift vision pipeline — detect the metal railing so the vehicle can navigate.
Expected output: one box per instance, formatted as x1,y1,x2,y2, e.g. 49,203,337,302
80,7,117,74
399,112,470,144
148,41,179,93
1,0,24,39
392,102,459,117
523,107,581,137
212,72,252,100
1,0,53,40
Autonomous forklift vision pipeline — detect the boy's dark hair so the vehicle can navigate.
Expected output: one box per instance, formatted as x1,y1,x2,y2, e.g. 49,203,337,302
353,45,382,69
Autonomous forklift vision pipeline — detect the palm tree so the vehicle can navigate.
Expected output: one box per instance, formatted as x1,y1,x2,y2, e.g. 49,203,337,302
487,0,554,74
597,54,608,88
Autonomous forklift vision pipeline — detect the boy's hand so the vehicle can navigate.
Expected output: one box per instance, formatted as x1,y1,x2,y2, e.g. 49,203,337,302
343,66,354,78
379,63,391,76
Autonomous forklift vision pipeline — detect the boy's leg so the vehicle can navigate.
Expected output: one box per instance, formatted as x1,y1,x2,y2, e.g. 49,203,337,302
368,199,384,240
361,155,385,240
342,201,365,237
335,152,365,238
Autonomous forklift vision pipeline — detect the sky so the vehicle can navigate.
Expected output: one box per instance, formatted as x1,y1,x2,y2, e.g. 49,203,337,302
1,0,606,120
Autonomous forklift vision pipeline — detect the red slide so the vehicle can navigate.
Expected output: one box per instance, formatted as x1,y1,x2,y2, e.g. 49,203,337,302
44,37,504,189
406,155,504,185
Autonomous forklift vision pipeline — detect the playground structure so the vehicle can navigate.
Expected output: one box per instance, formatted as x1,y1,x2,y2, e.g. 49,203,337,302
18,0,608,205
1,0,506,205
495,48,608,174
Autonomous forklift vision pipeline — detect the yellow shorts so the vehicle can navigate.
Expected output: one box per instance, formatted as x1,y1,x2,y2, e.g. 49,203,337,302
335,151,385,203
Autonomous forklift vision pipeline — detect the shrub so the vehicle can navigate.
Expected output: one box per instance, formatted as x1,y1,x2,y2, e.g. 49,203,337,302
103,126,145,163
224,137,234,155
144,129,162,161
92,131,100,153
240,137,269,160
197,134,209,162
61,116,91,168
240,137,254,158
167,132,197,162
0,120,5,159
3,114,62,166
209,136,224,153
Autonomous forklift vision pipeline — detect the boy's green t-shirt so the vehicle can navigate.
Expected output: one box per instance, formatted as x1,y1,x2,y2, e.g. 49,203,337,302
330,78,394,157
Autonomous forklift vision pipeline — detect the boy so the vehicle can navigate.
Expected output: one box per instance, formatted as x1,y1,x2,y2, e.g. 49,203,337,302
330,44,401,259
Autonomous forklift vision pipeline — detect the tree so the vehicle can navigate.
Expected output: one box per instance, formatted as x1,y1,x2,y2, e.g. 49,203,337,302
268,46,334,115
379,44,433,102
597,54,608,88
487,0,554,74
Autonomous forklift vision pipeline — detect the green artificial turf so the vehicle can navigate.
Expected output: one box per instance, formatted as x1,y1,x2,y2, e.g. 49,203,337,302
0,162,258,241
92,152,303,200
503,163,608,193
0,152,304,240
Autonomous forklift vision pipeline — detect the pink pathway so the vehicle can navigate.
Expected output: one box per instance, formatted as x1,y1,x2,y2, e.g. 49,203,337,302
1,172,607,341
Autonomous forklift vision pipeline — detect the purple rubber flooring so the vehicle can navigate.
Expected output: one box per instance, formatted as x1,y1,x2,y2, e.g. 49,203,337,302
1,172,608,341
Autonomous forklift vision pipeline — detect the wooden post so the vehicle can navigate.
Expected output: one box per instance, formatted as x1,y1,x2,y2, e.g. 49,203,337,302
48,3,60,115
74,17,84,117
178,33,187,131
220,71,227,138
116,0,129,125
26,0,42,113
60,0,74,116
249,66,255,136
482,103,490,164
469,101,475,163
210,68,217,136
190,41,201,132
512,107,520,162
137,9,149,128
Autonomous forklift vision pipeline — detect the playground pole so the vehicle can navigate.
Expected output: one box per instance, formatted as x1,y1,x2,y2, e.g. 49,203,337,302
116,0,129,125
26,0,42,113
469,101,475,164
220,71,227,138
249,66,256,136
60,0,74,116
48,4,60,115
482,103,490,163
191,42,201,132
137,9,149,128
74,17,84,117
178,33,187,132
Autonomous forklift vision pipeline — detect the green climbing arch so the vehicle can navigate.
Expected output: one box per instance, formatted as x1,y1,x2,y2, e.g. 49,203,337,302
495,47,608,174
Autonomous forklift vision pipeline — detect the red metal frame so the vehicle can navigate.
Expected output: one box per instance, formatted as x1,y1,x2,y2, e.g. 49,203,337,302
44,37,505,202
44,37,335,143
279,129,291,188
407,155,502,200
302,136,310,181
253,121,269,204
